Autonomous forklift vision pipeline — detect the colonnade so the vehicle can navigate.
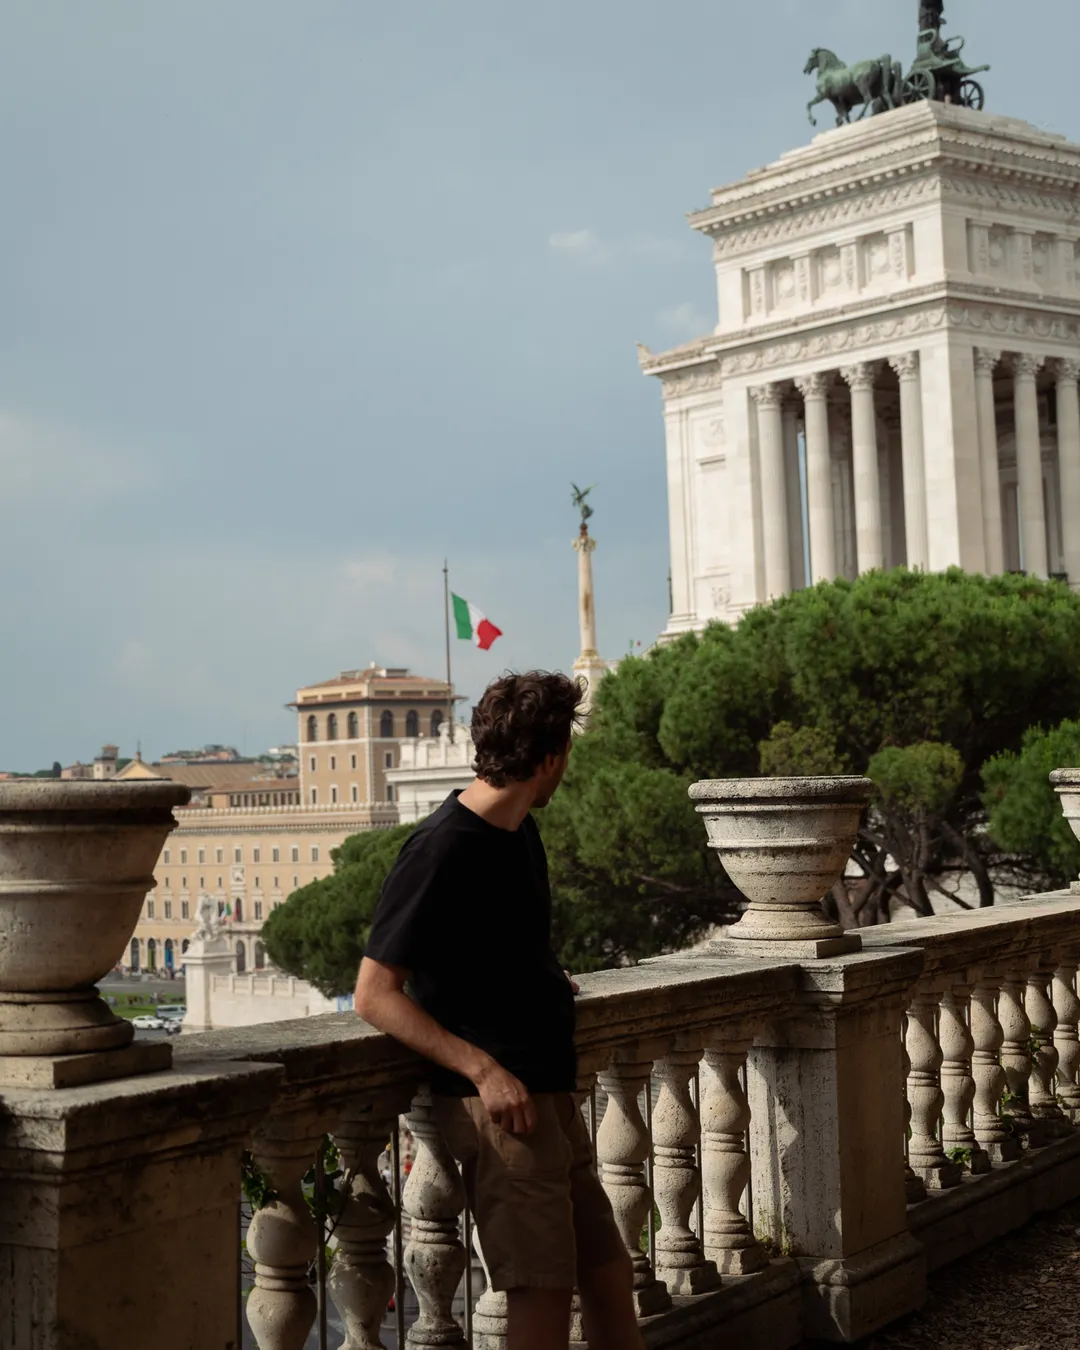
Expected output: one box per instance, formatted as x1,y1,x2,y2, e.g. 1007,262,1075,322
750,348,1080,595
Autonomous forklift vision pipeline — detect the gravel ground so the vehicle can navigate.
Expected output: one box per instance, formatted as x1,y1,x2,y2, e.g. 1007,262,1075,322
810,1201,1080,1350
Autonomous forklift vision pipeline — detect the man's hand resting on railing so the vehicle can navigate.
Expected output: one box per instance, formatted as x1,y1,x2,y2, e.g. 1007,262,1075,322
354,954,539,1136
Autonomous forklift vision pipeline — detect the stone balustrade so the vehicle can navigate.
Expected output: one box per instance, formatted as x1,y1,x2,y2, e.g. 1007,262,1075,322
4,779,1080,1348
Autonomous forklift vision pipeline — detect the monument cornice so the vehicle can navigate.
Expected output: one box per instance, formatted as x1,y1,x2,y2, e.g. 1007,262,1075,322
691,110,1080,260
648,288,1080,397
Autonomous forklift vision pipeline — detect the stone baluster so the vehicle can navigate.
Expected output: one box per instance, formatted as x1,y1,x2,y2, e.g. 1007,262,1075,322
328,1092,403,1350
999,971,1041,1148
652,1043,719,1294
1052,954,1080,1121
700,1035,768,1272
246,1116,326,1350
900,1018,927,1202
402,1088,468,1347
970,978,1021,1162
471,1223,508,1350
939,982,990,1174
597,1048,671,1316
1026,962,1068,1138
904,990,962,1188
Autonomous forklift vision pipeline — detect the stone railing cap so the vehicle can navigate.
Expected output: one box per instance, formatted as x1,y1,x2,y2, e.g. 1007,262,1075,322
0,780,192,811
689,776,873,804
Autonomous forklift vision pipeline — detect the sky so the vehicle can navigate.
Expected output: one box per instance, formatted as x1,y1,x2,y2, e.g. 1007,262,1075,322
0,0,1074,767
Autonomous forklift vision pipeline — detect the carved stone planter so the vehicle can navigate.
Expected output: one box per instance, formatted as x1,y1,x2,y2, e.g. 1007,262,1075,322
0,780,189,1086
689,776,873,957
1050,769,1080,892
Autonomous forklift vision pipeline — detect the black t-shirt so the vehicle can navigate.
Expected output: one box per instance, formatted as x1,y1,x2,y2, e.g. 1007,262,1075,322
363,791,577,1096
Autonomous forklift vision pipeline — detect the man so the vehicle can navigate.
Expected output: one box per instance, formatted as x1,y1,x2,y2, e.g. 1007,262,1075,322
355,671,644,1350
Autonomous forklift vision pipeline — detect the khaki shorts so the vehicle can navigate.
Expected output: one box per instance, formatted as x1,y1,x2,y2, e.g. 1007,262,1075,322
433,1091,625,1292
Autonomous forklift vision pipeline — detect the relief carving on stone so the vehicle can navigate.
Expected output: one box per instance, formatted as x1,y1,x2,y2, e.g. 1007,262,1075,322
1012,352,1044,379
750,383,784,408
888,352,920,380
974,347,1002,376
661,364,725,399
795,372,831,400
840,361,881,390
697,416,727,450
710,583,731,613
1054,358,1080,385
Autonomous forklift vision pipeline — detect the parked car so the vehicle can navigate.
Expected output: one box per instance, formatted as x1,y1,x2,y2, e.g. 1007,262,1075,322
131,1014,165,1030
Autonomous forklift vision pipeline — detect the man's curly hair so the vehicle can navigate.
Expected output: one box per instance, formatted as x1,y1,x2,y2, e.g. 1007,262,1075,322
471,671,585,787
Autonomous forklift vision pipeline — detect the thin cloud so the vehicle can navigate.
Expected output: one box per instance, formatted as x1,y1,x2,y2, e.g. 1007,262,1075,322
658,301,711,337
0,411,156,508
547,229,685,267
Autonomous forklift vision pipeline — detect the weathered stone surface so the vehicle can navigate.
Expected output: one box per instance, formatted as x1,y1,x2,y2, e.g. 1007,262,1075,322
0,1059,282,1350
0,1038,171,1089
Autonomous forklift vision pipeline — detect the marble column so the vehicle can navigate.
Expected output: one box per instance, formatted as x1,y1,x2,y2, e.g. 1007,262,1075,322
796,371,836,583
752,383,791,597
1055,359,1080,585
841,362,884,573
782,400,806,589
974,348,1005,575
889,352,929,570
1013,354,1048,578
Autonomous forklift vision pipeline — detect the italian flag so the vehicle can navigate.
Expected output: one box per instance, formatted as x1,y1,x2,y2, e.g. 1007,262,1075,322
452,593,503,651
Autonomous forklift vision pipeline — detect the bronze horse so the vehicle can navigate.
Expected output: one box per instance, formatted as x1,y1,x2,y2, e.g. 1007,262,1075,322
805,48,904,126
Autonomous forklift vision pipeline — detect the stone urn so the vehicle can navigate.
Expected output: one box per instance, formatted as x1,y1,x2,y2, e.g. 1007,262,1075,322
1050,768,1080,892
689,776,874,957
0,780,189,1079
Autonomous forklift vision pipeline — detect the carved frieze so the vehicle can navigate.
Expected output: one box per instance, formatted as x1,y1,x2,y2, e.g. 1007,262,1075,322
660,363,725,400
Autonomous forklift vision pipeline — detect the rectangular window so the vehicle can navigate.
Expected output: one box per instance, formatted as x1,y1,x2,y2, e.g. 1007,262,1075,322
293,875,299,888
272,847,280,863
351,784,358,803
182,876,187,889
147,899,156,919
218,876,223,889
216,848,223,864
254,900,263,921
330,786,338,803
351,753,357,770
163,849,171,865
197,848,205,865
164,899,173,920
199,876,205,889
181,899,190,920
180,849,188,865
291,846,299,863
164,876,171,889
310,756,316,772
387,785,395,803
310,788,317,804
253,847,261,863
311,847,319,863
254,877,260,889
385,752,393,768
234,848,242,864
330,755,336,771
273,876,279,889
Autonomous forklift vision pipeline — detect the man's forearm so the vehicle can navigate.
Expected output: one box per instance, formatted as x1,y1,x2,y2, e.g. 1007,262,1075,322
357,985,492,1084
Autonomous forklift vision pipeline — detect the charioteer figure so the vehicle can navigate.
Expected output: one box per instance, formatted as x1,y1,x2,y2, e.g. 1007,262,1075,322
907,3,990,108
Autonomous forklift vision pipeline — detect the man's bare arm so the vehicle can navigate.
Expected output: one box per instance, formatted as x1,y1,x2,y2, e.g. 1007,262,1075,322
354,956,537,1135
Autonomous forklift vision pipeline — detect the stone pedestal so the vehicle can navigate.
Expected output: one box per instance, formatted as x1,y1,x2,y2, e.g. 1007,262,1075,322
746,950,926,1341
0,1059,282,1349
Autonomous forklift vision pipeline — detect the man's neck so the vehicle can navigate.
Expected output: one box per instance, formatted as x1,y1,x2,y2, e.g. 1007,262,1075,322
457,777,536,832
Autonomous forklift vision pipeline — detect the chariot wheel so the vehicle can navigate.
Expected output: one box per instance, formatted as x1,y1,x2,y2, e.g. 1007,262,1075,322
904,69,935,104
959,79,985,110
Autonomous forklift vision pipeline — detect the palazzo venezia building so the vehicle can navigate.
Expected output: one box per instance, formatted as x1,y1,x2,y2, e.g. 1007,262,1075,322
640,101,1080,635
127,665,450,976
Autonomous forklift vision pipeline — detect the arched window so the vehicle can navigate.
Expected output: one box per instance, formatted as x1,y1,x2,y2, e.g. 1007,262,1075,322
431,710,444,737
147,937,157,972
306,714,318,742
234,897,244,923
236,940,247,973
164,938,175,970
347,711,359,738
255,942,266,971
406,710,419,737
181,938,190,955
380,710,393,737
327,713,338,741
129,938,140,972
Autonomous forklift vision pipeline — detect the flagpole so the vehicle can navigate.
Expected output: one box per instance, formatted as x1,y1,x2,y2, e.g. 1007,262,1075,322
443,560,455,743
